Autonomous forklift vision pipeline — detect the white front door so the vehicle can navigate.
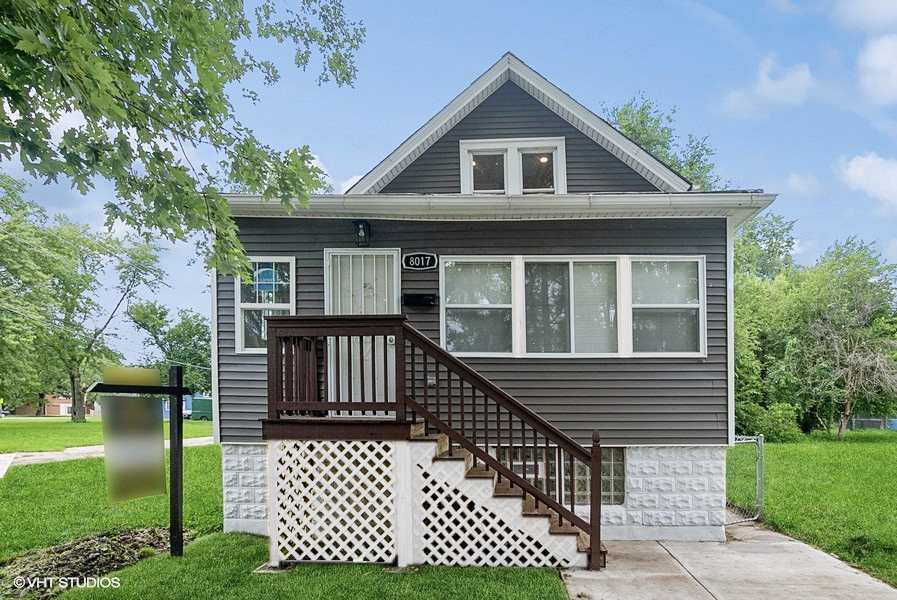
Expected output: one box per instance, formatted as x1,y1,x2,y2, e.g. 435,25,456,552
325,249,400,414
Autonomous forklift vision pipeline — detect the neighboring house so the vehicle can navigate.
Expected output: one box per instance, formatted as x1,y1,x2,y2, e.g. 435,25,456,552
43,395,73,416
15,395,73,416
212,53,775,569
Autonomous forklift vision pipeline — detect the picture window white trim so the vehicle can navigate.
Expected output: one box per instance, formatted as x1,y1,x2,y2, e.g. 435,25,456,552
440,255,706,358
234,256,296,353
459,137,567,195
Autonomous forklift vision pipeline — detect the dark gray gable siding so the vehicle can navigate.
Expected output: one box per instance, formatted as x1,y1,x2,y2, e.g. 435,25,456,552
217,217,727,446
379,81,660,194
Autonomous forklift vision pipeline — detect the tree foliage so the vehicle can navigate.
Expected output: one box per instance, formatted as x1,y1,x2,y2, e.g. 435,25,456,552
735,213,796,280
0,0,364,273
127,301,212,394
0,173,162,419
604,93,726,191
734,220,897,439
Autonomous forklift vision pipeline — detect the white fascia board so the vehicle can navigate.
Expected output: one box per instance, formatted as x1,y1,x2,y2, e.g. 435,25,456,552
226,192,775,224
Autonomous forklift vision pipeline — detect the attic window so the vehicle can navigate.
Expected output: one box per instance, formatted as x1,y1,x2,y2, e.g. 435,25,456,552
461,138,566,195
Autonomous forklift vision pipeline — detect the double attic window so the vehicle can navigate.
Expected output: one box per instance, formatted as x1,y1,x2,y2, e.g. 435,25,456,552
460,138,567,195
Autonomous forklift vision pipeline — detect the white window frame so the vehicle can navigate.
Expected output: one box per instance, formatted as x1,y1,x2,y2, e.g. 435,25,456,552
440,257,516,357
628,256,706,358
440,255,706,358
459,137,567,195
234,256,296,354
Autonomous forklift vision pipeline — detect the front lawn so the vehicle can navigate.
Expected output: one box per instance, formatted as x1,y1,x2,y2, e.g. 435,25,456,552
0,445,222,561
63,533,568,600
727,430,897,587
0,417,214,452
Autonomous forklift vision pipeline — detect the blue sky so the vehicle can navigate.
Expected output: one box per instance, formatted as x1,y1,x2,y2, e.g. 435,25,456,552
8,0,897,362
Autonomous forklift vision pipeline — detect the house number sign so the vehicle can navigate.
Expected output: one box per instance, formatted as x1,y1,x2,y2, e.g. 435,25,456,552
402,252,438,271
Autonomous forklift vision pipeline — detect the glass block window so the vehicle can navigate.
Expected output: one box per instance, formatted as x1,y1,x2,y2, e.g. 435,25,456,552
236,258,295,351
563,448,625,506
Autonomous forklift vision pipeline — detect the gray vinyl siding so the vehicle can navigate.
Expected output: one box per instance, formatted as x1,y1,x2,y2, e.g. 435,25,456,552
217,217,728,446
380,81,659,194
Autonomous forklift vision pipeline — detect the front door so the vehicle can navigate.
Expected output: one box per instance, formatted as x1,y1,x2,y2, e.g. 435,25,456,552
325,249,400,415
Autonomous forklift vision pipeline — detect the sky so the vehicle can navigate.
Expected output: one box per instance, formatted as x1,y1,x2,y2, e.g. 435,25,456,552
6,0,897,363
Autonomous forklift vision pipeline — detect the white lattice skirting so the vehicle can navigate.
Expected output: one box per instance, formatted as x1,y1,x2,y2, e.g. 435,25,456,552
269,440,397,564
268,439,585,568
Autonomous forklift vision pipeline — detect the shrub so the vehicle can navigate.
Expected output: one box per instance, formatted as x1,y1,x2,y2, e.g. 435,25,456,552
735,401,803,442
735,401,766,435
761,403,803,442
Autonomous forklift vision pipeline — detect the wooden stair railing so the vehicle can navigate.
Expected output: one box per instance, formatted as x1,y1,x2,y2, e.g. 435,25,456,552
402,323,603,569
264,315,603,569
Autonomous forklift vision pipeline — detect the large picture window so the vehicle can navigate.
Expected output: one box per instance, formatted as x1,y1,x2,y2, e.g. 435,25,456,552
460,138,566,195
235,257,295,352
441,255,703,357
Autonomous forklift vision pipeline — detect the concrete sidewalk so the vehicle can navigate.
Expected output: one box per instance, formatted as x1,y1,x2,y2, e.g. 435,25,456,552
1,437,215,471
564,520,897,599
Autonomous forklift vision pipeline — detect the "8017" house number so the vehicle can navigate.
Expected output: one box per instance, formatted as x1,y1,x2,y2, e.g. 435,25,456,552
402,252,438,270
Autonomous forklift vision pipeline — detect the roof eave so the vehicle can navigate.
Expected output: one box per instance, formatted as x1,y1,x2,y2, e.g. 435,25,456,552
225,192,775,228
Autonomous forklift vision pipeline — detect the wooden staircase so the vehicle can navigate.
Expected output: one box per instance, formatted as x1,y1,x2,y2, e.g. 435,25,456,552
264,314,606,569
412,422,606,568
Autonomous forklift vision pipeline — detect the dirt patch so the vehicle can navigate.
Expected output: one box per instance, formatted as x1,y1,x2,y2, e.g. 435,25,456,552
0,527,193,599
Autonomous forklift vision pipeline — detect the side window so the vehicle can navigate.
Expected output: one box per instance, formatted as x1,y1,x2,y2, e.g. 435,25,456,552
631,260,702,353
235,258,295,352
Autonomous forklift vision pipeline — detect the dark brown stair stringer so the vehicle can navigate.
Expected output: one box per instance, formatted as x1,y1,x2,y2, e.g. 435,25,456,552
411,429,606,567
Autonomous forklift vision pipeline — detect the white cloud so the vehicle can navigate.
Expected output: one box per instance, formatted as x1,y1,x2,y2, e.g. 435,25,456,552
833,152,897,214
783,172,822,197
723,55,814,117
832,0,897,31
338,175,362,194
885,238,897,262
858,35,897,106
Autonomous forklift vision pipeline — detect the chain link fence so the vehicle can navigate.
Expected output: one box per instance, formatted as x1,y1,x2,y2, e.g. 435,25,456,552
726,435,763,525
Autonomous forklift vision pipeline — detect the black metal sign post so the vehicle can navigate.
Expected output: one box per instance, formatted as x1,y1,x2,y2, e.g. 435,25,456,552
85,366,191,557
168,365,184,556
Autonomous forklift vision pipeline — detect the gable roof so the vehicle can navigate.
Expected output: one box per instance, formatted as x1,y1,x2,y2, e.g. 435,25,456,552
347,52,693,195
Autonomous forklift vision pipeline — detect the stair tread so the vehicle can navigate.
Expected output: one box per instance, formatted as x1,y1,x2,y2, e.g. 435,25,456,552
493,481,525,497
434,448,471,461
465,464,495,478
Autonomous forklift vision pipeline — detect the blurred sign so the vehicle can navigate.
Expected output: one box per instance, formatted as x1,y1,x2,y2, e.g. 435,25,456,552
100,368,165,501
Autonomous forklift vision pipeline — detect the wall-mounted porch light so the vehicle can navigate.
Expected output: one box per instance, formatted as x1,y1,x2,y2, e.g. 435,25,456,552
353,220,371,247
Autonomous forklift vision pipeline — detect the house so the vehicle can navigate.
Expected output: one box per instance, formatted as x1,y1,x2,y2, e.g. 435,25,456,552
211,53,775,569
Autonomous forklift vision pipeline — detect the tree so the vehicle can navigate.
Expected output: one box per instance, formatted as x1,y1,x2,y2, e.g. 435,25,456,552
603,93,726,191
0,0,364,273
127,301,212,394
735,213,797,280
0,174,162,419
781,239,897,438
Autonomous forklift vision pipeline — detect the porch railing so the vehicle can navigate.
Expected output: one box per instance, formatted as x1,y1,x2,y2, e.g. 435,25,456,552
265,314,603,569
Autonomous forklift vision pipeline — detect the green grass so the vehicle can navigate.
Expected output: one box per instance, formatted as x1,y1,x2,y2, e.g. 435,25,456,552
63,533,568,600
0,417,214,452
727,429,897,587
0,445,222,561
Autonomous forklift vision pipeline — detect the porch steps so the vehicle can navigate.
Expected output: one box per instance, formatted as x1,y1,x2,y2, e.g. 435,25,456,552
411,426,606,567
